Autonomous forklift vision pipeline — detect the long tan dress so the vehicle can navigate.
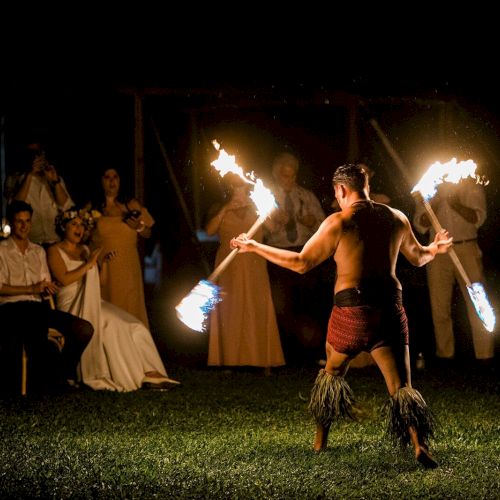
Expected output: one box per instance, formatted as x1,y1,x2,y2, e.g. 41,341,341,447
92,208,154,329
208,207,285,367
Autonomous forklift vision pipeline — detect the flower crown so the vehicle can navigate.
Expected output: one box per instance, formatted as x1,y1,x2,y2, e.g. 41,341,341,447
56,208,102,232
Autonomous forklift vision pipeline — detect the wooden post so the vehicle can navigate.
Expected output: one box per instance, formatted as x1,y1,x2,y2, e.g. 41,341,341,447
190,112,201,230
134,92,145,203
412,191,471,286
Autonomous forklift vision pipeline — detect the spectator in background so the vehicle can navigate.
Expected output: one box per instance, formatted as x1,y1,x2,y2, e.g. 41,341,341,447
0,201,93,393
264,152,329,364
88,167,154,329
144,240,163,292
413,178,494,365
205,173,285,374
10,142,73,246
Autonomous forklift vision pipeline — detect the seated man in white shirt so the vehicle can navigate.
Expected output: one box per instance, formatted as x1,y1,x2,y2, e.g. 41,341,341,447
0,201,93,394
11,142,74,246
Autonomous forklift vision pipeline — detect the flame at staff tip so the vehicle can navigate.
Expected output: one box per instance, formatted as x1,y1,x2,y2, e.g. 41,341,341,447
467,282,496,333
175,280,222,333
211,140,250,182
411,158,489,201
250,179,277,217
211,140,277,218
175,141,278,333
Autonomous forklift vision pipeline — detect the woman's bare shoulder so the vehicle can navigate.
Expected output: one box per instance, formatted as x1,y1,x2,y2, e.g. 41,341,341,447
47,242,61,256
127,198,143,209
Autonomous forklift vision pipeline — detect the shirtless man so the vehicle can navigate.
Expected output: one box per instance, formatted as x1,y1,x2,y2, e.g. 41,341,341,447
231,164,452,469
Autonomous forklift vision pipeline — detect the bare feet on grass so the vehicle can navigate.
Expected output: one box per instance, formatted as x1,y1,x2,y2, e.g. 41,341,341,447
409,427,438,469
416,445,438,469
313,424,329,452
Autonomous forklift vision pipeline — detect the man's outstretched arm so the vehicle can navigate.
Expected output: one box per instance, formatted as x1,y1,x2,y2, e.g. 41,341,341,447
231,213,342,274
399,212,452,267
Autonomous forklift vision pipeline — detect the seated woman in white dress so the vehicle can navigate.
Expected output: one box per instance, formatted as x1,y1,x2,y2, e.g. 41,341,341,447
47,208,179,392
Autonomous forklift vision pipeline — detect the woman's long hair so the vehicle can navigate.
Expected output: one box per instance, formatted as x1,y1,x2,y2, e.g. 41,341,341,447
87,165,134,213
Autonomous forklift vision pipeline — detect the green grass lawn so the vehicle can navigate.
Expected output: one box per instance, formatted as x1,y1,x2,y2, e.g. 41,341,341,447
0,363,498,499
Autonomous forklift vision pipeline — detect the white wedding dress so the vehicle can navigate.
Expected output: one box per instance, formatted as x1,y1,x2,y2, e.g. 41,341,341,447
55,246,167,392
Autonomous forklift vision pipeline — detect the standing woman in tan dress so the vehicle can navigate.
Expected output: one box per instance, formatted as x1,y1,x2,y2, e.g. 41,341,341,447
205,174,285,374
89,168,154,329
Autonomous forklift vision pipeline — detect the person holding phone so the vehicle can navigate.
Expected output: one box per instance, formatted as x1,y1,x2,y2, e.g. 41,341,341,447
11,142,74,246
88,167,154,329
47,208,179,391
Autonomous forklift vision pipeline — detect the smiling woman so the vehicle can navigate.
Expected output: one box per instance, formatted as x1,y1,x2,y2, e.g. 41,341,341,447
46,208,179,391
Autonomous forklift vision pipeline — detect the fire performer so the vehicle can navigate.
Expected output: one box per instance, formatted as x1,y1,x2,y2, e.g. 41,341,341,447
231,164,453,468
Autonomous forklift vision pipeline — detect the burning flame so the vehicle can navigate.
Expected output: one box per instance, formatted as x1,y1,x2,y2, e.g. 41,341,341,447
467,283,496,333
175,141,278,333
412,157,496,333
411,158,488,201
211,140,276,218
175,280,222,333
211,140,249,180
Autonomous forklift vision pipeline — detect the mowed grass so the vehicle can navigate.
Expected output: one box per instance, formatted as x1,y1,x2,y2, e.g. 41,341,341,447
0,364,498,499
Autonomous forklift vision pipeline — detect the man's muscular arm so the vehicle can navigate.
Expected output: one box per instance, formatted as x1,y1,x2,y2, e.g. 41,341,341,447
398,210,452,267
231,213,342,274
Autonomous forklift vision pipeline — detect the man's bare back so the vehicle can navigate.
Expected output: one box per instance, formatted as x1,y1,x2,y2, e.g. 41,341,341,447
332,199,405,293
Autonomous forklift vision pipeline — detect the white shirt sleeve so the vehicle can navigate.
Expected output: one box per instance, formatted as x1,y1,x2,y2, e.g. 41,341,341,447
59,177,74,210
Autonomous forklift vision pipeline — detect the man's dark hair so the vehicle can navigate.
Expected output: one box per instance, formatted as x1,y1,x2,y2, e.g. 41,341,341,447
332,164,369,192
6,200,33,223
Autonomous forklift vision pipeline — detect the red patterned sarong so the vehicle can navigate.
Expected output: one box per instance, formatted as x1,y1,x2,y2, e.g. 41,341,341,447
327,288,409,355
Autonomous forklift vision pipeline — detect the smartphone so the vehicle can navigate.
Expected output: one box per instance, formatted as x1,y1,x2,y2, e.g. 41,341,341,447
123,209,141,221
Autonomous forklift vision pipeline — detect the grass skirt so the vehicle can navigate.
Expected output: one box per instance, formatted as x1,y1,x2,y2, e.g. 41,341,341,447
308,369,356,427
386,386,436,447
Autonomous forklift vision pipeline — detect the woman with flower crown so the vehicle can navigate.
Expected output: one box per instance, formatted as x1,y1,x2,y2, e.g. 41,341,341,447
47,208,179,391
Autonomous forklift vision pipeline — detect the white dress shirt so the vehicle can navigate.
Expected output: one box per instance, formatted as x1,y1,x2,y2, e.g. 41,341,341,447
22,174,74,245
413,181,486,241
0,237,50,304
265,185,325,248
